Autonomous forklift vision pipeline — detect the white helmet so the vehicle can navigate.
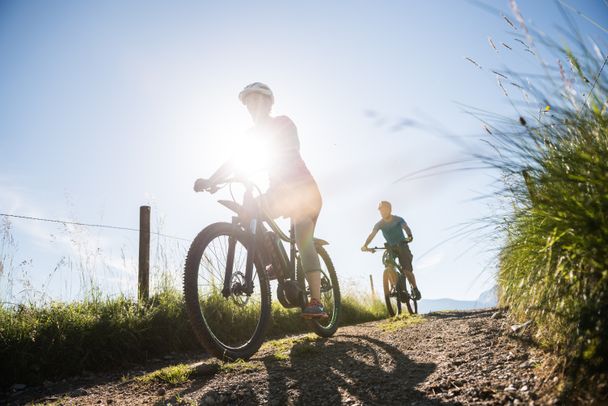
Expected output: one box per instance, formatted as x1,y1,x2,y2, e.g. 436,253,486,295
238,82,274,105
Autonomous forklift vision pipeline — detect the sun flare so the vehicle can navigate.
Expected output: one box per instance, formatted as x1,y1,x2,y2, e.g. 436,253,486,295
225,131,274,188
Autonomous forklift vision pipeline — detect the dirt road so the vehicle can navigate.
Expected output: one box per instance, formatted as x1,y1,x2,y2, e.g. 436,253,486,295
4,309,561,405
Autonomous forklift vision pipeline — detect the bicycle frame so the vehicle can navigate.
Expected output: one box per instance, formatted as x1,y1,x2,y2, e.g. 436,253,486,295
185,175,340,361
217,179,299,299
368,245,403,272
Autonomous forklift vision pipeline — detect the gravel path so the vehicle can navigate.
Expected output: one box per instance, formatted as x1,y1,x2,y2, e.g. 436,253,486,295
3,308,563,405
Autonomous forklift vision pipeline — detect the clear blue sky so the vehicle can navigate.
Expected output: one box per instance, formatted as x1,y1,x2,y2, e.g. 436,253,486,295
1,1,606,303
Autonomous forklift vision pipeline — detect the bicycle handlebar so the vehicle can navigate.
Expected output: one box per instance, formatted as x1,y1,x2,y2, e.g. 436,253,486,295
363,242,410,253
204,176,262,195
362,246,387,254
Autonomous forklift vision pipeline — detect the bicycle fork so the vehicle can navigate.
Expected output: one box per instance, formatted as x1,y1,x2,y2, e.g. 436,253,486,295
222,191,257,298
221,218,238,298
243,217,257,295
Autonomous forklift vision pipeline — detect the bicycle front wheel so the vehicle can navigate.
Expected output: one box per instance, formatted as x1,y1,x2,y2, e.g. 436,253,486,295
403,282,419,315
183,222,271,360
383,267,402,317
297,245,341,337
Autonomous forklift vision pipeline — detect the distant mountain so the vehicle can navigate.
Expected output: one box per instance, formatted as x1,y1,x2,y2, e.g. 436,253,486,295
416,286,498,314
475,286,498,308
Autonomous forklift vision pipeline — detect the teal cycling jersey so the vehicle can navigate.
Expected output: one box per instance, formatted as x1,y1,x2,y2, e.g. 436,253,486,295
374,215,408,246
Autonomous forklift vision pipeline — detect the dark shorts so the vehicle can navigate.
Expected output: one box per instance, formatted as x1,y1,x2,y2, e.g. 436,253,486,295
389,242,413,273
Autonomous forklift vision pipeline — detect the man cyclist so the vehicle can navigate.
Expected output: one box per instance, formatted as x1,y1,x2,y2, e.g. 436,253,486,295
361,200,422,300
193,82,328,319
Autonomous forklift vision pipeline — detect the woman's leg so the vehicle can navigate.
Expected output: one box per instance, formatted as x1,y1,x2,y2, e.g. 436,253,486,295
294,216,322,300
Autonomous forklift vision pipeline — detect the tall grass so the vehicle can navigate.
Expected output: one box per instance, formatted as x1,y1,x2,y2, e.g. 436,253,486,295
0,289,387,386
0,200,390,386
0,290,196,387
472,1,608,388
496,112,608,370
0,207,189,306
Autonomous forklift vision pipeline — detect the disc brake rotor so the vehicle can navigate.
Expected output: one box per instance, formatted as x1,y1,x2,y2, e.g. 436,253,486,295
320,274,332,293
230,271,250,307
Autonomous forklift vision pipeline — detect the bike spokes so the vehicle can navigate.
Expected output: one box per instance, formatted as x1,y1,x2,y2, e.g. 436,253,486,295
196,234,265,349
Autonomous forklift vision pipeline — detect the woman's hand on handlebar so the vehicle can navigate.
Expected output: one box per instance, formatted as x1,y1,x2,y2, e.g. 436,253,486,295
193,178,219,194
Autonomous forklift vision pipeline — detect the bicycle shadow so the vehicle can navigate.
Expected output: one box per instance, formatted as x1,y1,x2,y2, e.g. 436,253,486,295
256,333,447,405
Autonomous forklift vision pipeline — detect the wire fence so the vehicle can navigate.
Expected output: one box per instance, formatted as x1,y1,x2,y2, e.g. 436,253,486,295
0,212,190,242
0,210,191,304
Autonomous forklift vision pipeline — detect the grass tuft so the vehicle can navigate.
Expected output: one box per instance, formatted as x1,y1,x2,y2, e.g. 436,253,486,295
378,314,424,332
261,333,319,361
219,359,262,373
137,363,193,385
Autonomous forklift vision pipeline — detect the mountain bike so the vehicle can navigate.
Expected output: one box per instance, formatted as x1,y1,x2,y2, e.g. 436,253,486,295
183,177,340,361
364,245,418,316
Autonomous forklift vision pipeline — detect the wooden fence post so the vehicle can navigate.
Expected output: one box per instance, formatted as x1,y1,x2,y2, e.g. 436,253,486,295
138,205,151,303
369,274,376,298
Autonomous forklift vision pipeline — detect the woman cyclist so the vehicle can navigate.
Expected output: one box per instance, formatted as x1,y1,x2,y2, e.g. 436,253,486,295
193,82,328,319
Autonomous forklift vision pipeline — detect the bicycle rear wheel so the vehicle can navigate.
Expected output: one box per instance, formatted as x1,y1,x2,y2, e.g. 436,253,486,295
297,245,341,337
383,267,402,317
183,222,271,360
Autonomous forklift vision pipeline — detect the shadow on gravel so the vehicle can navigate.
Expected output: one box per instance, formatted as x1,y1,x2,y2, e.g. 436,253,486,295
426,308,496,321
256,333,448,405
1,352,212,405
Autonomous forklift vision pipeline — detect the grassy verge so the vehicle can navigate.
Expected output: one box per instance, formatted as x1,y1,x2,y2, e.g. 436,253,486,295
497,111,608,375
475,4,608,397
0,290,387,386
0,290,197,387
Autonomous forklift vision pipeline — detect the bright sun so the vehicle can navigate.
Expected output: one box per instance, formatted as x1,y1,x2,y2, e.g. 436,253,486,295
226,131,273,188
